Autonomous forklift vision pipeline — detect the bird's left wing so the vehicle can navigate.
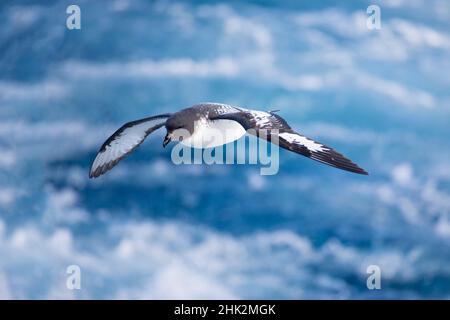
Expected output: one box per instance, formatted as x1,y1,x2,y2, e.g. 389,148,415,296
89,114,172,178
211,109,368,175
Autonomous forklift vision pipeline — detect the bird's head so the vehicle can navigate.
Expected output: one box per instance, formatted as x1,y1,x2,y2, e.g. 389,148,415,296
163,115,194,147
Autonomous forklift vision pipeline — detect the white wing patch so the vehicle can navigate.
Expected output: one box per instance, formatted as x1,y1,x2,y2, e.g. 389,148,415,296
91,122,147,169
249,110,272,127
90,117,168,178
180,119,246,149
279,132,326,152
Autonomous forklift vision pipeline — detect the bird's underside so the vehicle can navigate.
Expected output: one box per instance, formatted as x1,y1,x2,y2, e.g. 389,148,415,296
89,103,368,178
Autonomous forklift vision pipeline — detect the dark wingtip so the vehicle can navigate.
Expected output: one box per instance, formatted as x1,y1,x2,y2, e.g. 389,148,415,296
88,164,103,179
345,164,368,175
88,163,97,179
355,164,369,175
88,170,96,179
357,169,369,175
89,166,106,179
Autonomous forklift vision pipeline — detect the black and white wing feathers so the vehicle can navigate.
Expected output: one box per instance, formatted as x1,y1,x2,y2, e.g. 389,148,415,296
89,114,171,178
211,109,368,175
277,131,368,175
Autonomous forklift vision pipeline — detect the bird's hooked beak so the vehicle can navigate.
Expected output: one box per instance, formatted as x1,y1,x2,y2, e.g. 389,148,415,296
163,133,172,148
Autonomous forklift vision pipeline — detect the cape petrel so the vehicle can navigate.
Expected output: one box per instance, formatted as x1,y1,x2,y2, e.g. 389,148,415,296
89,102,368,178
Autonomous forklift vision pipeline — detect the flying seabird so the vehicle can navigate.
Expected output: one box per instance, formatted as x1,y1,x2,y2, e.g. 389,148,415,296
89,103,368,178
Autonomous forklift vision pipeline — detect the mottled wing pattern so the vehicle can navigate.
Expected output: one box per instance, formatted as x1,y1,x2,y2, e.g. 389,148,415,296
197,102,244,118
277,131,368,175
211,108,368,175
89,114,171,178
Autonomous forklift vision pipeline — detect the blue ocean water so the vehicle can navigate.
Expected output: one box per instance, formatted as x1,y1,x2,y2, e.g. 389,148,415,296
1,0,450,299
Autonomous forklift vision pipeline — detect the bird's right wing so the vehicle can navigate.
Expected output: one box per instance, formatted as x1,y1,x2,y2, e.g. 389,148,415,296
276,131,368,175
89,114,171,178
211,109,368,175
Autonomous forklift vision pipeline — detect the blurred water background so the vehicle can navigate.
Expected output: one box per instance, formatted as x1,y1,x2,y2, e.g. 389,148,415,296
1,0,450,299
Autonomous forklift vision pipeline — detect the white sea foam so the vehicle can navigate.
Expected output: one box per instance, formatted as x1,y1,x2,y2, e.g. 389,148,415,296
0,211,443,299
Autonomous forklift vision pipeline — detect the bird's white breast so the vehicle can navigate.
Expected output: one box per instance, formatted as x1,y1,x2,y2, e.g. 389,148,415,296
180,119,246,148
